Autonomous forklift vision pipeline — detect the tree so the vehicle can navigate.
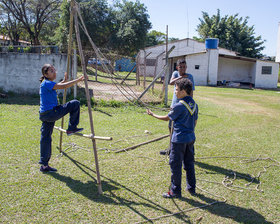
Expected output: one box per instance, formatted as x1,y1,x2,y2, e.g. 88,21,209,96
0,0,61,45
145,30,165,47
55,0,114,65
196,9,265,58
111,0,151,56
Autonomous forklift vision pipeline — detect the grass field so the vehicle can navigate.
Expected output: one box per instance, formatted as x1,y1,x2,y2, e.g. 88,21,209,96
0,86,280,223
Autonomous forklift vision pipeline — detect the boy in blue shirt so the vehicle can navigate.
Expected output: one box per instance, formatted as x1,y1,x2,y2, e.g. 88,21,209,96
160,58,195,155
147,78,198,198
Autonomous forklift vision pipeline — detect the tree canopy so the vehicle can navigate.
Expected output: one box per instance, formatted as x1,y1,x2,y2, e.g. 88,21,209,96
0,0,61,45
196,9,265,58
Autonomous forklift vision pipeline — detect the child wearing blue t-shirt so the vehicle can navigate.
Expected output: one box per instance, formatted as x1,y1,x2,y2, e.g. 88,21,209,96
147,78,198,198
160,58,195,156
39,64,84,172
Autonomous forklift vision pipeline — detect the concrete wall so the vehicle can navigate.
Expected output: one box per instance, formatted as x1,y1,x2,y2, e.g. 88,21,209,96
185,53,208,86
0,53,67,94
254,60,279,88
217,57,255,83
207,49,219,85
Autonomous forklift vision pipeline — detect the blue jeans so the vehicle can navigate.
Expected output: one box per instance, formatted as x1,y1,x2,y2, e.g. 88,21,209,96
169,141,196,195
39,100,80,166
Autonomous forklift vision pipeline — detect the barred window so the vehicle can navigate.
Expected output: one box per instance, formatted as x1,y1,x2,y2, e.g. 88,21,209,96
261,66,272,75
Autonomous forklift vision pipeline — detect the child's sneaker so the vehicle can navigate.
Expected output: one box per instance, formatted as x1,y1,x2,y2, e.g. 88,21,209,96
162,190,181,198
40,165,57,172
66,128,84,136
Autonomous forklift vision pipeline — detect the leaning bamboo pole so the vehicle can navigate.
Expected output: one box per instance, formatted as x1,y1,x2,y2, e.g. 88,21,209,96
73,3,103,194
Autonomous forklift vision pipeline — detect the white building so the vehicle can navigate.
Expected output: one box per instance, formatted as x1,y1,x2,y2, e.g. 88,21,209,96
138,38,279,89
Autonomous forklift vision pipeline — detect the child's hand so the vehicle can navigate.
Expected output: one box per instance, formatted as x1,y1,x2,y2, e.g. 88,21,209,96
64,72,68,81
78,75,85,81
146,109,153,116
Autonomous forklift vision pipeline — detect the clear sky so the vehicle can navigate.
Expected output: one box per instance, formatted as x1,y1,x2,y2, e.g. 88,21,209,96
109,0,280,56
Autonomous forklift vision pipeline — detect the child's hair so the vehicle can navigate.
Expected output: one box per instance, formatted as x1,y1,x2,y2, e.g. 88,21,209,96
40,64,52,83
175,78,193,95
176,58,187,66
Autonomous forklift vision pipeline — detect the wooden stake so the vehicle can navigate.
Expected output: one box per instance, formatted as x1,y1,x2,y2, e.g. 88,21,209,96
73,3,103,194
114,134,170,153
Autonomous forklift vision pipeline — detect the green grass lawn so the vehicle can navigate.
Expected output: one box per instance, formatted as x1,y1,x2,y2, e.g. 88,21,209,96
0,86,280,223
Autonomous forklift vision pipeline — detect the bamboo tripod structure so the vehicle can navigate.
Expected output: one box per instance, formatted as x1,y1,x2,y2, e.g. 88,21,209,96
56,0,110,194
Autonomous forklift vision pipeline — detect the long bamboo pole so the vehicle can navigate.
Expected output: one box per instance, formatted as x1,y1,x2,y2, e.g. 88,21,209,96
54,126,112,140
73,3,103,194
59,0,75,153
114,134,169,153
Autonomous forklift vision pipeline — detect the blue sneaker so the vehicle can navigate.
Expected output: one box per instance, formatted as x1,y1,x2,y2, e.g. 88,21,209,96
66,128,84,136
40,165,57,172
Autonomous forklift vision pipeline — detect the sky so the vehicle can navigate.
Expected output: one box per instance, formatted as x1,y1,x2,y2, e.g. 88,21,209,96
109,0,280,56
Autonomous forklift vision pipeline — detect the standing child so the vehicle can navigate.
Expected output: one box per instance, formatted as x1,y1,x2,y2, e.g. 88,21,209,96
39,64,84,172
160,58,195,155
147,78,198,198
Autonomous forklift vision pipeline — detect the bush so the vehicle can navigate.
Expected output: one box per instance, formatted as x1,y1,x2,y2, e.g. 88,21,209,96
23,47,31,53
8,46,14,52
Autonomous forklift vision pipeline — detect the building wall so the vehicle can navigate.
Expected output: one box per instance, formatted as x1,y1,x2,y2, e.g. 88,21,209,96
185,53,208,86
0,53,67,94
207,49,219,85
254,60,279,88
218,57,255,83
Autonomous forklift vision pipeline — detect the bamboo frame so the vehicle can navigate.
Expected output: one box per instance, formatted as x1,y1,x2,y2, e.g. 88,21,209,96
114,134,170,153
59,0,75,153
54,126,112,140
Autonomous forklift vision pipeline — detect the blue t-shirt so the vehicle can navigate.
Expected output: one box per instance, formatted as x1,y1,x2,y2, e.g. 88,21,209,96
39,79,58,113
170,71,195,108
168,96,198,143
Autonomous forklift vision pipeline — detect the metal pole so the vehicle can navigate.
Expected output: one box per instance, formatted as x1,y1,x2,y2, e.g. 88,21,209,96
164,25,169,106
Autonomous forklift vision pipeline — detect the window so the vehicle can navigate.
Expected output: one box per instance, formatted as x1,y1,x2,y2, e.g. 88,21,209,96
195,65,200,70
261,66,272,75
146,59,156,66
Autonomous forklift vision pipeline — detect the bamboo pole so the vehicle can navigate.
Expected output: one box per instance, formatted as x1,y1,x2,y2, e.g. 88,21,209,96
73,3,103,194
114,134,170,153
54,126,112,140
120,64,136,84
59,0,75,153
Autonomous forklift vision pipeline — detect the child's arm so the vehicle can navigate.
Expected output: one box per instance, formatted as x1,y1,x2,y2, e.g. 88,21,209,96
53,75,84,90
147,109,170,121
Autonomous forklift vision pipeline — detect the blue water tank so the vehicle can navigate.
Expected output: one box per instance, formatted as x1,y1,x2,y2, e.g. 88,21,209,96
205,38,219,49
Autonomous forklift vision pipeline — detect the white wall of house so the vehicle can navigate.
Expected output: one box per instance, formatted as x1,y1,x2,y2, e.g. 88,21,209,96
184,53,208,86
0,53,67,94
217,57,255,83
254,60,279,88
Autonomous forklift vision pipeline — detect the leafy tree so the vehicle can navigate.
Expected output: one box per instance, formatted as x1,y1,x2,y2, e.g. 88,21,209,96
145,30,165,47
196,9,265,58
55,0,114,65
0,0,61,45
111,0,151,56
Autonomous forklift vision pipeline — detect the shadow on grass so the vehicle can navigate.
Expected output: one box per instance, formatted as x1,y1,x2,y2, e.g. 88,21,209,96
0,93,39,106
49,152,190,223
180,193,272,223
195,161,260,184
